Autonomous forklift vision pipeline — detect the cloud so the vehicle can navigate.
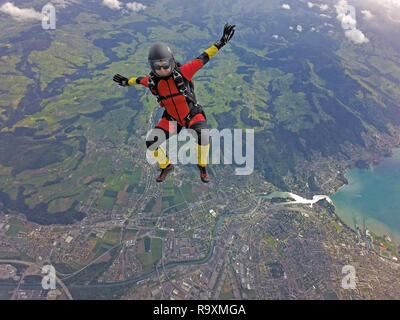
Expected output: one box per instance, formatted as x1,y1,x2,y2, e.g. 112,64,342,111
345,28,369,43
297,24,303,31
289,26,294,30
320,13,332,18
272,34,279,39
126,2,147,12
361,9,374,19
341,13,357,28
335,0,369,44
308,2,329,11
103,0,122,10
282,4,291,9
0,2,43,21
319,4,329,11
351,0,400,25
103,0,147,13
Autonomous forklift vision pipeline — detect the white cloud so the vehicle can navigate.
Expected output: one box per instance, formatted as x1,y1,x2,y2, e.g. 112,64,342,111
336,0,356,26
289,26,294,30
342,12,357,28
297,24,303,31
319,4,329,11
361,9,374,19
103,0,122,10
282,4,291,9
345,28,369,43
272,34,279,39
126,2,146,12
320,13,331,18
351,0,400,25
335,0,369,44
308,2,329,11
0,2,42,21
311,26,316,31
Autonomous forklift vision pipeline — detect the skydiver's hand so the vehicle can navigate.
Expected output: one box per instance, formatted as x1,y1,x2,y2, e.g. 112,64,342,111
215,23,235,49
221,23,235,43
113,74,129,86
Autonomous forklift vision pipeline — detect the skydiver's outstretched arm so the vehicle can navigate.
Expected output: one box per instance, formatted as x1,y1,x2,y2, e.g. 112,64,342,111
180,23,236,81
128,76,149,87
113,74,149,87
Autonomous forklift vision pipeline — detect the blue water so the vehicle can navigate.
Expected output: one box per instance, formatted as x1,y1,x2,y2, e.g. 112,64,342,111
331,148,400,242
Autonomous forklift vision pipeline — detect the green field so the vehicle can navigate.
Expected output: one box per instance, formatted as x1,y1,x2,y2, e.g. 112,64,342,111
162,179,175,197
103,228,121,243
181,183,198,202
97,196,116,210
90,236,117,260
5,218,29,237
155,229,168,238
136,238,162,273
144,198,157,212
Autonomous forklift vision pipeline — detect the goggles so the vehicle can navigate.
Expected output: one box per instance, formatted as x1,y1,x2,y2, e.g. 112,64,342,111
154,63,171,70
150,58,173,71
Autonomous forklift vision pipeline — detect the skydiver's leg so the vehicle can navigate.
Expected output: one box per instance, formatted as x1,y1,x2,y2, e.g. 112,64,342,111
188,113,210,166
146,115,183,171
146,118,174,169
188,113,210,183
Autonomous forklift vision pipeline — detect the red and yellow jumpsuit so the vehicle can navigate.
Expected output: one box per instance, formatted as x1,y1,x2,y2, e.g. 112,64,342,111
127,43,221,169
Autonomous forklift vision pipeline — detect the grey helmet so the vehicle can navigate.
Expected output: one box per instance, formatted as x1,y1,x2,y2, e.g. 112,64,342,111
148,42,175,77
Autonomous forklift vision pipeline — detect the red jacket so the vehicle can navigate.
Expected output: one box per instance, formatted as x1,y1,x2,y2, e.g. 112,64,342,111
130,43,220,126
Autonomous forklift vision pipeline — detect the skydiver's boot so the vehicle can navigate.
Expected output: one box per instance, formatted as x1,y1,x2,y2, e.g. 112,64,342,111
157,163,174,182
148,146,173,182
197,164,209,183
197,143,210,183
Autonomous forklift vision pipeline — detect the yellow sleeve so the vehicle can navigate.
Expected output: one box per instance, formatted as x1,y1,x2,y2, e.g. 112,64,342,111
204,45,219,59
128,77,139,86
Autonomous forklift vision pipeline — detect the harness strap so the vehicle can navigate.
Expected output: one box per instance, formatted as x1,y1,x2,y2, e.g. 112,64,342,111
158,92,182,100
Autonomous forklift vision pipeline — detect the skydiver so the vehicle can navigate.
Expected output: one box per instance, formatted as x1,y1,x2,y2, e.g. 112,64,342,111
113,23,236,183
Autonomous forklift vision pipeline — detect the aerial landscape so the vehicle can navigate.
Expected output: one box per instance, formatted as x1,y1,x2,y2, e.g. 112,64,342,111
0,0,399,300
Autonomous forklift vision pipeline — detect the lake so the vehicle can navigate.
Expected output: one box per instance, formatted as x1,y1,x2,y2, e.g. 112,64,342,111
331,148,400,244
